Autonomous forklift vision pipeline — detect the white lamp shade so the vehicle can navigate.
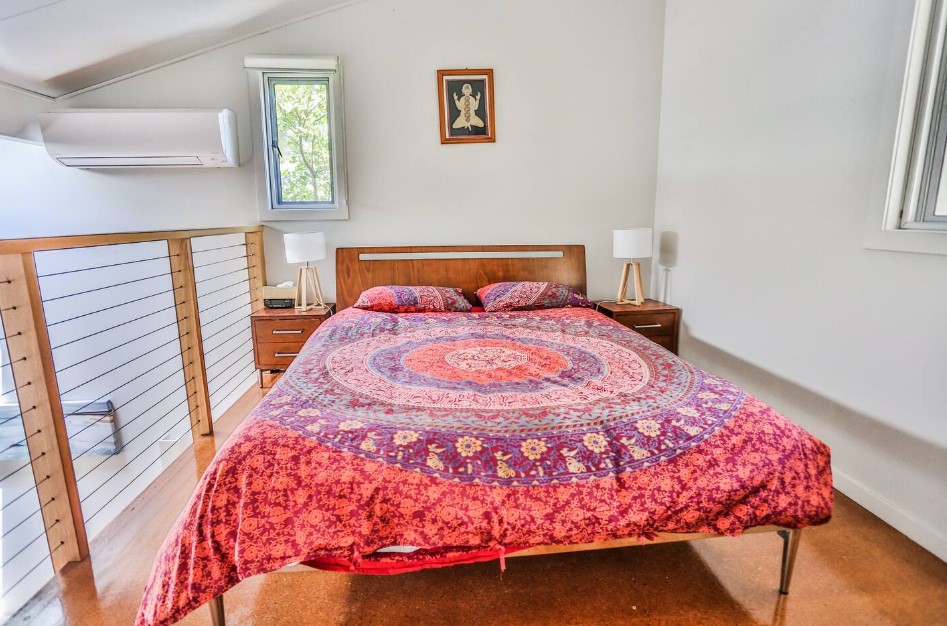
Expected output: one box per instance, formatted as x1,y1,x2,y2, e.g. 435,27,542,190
613,228,653,259
284,231,327,264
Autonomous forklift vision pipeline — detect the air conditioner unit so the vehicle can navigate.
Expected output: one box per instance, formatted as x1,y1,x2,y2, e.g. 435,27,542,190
39,108,239,168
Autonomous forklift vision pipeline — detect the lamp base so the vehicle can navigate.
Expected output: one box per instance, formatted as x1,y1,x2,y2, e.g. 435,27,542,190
615,261,645,306
294,265,326,311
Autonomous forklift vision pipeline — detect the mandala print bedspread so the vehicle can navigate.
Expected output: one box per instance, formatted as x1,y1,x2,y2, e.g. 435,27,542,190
137,307,833,626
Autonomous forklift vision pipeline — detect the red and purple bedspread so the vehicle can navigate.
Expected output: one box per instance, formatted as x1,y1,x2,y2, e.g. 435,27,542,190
137,307,832,625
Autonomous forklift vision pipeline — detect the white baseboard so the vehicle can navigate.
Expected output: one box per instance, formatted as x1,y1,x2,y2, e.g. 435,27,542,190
834,469,947,563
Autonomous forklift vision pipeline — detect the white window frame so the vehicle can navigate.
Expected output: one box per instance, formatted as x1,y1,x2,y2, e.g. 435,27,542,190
245,55,349,221
867,0,947,254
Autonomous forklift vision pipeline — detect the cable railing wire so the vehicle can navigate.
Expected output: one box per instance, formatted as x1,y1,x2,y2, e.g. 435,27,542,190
1,495,56,540
0,415,40,457
2,510,39,542
191,243,246,254
51,302,183,350
57,333,187,397
206,348,254,388
79,395,197,502
199,301,252,331
1,474,48,512
0,379,31,400
84,405,199,524
211,364,256,410
54,319,181,374
201,317,251,346
42,269,181,303
205,343,252,377
64,348,192,441
1,516,59,567
193,254,249,270
0,450,45,483
37,254,174,278
194,266,250,286
72,374,194,462
202,327,250,359
0,404,37,426
0,356,26,370
47,286,183,328
198,290,251,317
76,390,197,486
197,277,256,301
6,540,63,593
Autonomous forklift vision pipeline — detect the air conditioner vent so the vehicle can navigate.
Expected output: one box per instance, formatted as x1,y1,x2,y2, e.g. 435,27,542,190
40,109,238,169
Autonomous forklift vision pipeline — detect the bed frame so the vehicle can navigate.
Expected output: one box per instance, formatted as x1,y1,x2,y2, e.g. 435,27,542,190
206,244,803,626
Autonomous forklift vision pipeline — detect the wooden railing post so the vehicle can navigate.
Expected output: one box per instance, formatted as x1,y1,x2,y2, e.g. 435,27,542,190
245,230,266,312
167,240,213,438
0,253,89,569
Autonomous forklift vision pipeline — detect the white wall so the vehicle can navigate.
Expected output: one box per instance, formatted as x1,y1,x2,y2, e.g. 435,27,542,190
0,0,667,300
0,88,49,140
654,0,947,560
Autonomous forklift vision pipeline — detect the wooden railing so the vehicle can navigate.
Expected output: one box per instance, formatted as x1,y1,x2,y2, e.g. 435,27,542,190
0,226,264,616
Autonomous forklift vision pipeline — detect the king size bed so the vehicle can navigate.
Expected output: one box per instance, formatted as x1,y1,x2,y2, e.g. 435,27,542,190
136,245,833,626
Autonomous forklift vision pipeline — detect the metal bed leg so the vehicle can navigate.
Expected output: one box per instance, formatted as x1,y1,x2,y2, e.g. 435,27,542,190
209,595,225,626
777,528,802,594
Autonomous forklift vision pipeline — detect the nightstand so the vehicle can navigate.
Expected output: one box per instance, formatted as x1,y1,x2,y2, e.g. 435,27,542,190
251,306,334,383
595,299,681,355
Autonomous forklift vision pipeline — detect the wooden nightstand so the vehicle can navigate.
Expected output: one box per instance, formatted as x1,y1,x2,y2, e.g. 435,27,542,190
595,299,681,355
251,306,334,382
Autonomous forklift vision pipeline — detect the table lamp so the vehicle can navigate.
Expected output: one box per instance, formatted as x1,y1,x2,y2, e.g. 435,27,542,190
613,228,653,305
283,231,327,311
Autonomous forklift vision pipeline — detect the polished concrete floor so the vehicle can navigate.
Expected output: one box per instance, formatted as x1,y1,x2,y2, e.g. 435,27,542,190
13,385,947,626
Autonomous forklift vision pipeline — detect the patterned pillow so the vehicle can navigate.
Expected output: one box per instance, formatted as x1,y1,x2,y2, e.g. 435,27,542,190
476,282,594,312
353,286,473,313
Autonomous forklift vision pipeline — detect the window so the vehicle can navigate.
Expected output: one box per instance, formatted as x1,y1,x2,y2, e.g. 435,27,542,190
871,0,947,255
890,0,947,232
246,55,348,220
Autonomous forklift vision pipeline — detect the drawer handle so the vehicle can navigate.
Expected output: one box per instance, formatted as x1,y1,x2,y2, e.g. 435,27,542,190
271,329,304,334
633,323,662,329
274,352,299,357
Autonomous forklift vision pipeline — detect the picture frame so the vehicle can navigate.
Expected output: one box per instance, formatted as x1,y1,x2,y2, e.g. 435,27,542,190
437,69,496,144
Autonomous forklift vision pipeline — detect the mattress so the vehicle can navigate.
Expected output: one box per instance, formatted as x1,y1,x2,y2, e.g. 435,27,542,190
137,307,832,626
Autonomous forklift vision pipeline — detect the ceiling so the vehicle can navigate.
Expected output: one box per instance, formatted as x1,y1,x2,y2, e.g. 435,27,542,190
0,0,353,99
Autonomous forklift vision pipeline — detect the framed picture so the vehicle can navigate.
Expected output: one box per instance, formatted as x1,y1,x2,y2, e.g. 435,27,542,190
437,69,496,144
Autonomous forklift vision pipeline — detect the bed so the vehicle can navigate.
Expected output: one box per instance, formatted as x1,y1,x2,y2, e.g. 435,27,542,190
136,245,833,626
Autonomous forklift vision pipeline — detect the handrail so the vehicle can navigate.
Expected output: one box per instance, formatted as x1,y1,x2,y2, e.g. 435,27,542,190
0,226,263,255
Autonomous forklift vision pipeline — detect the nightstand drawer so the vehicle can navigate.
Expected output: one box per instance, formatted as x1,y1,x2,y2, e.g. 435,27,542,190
614,312,677,337
254,341,307,369
649,335,676,351
253,318,322,343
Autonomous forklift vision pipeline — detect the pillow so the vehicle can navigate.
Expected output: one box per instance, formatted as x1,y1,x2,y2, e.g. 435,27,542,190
353,286,473,313
476,281,594,312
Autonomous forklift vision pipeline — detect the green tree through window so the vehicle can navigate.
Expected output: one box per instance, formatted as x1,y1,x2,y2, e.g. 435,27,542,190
270,78,333,204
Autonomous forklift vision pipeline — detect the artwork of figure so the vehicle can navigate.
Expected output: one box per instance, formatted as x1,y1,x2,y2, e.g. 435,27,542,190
437,69,495,143
452,83,484,131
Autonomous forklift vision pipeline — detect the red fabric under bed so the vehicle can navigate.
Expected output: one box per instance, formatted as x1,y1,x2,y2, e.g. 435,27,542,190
136,307,832,626
301,545,530,575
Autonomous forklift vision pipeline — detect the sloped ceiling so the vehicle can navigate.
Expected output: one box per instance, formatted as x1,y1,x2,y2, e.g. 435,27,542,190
0,0,356,99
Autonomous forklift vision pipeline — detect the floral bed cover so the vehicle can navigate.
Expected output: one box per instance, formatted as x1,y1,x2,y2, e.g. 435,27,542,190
137,307,832,625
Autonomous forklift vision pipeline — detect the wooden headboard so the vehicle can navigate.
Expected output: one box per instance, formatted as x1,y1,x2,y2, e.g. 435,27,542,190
335,245,586,310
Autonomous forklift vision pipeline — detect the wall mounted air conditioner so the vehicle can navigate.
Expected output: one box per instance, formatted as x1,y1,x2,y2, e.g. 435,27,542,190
39,108,239,168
